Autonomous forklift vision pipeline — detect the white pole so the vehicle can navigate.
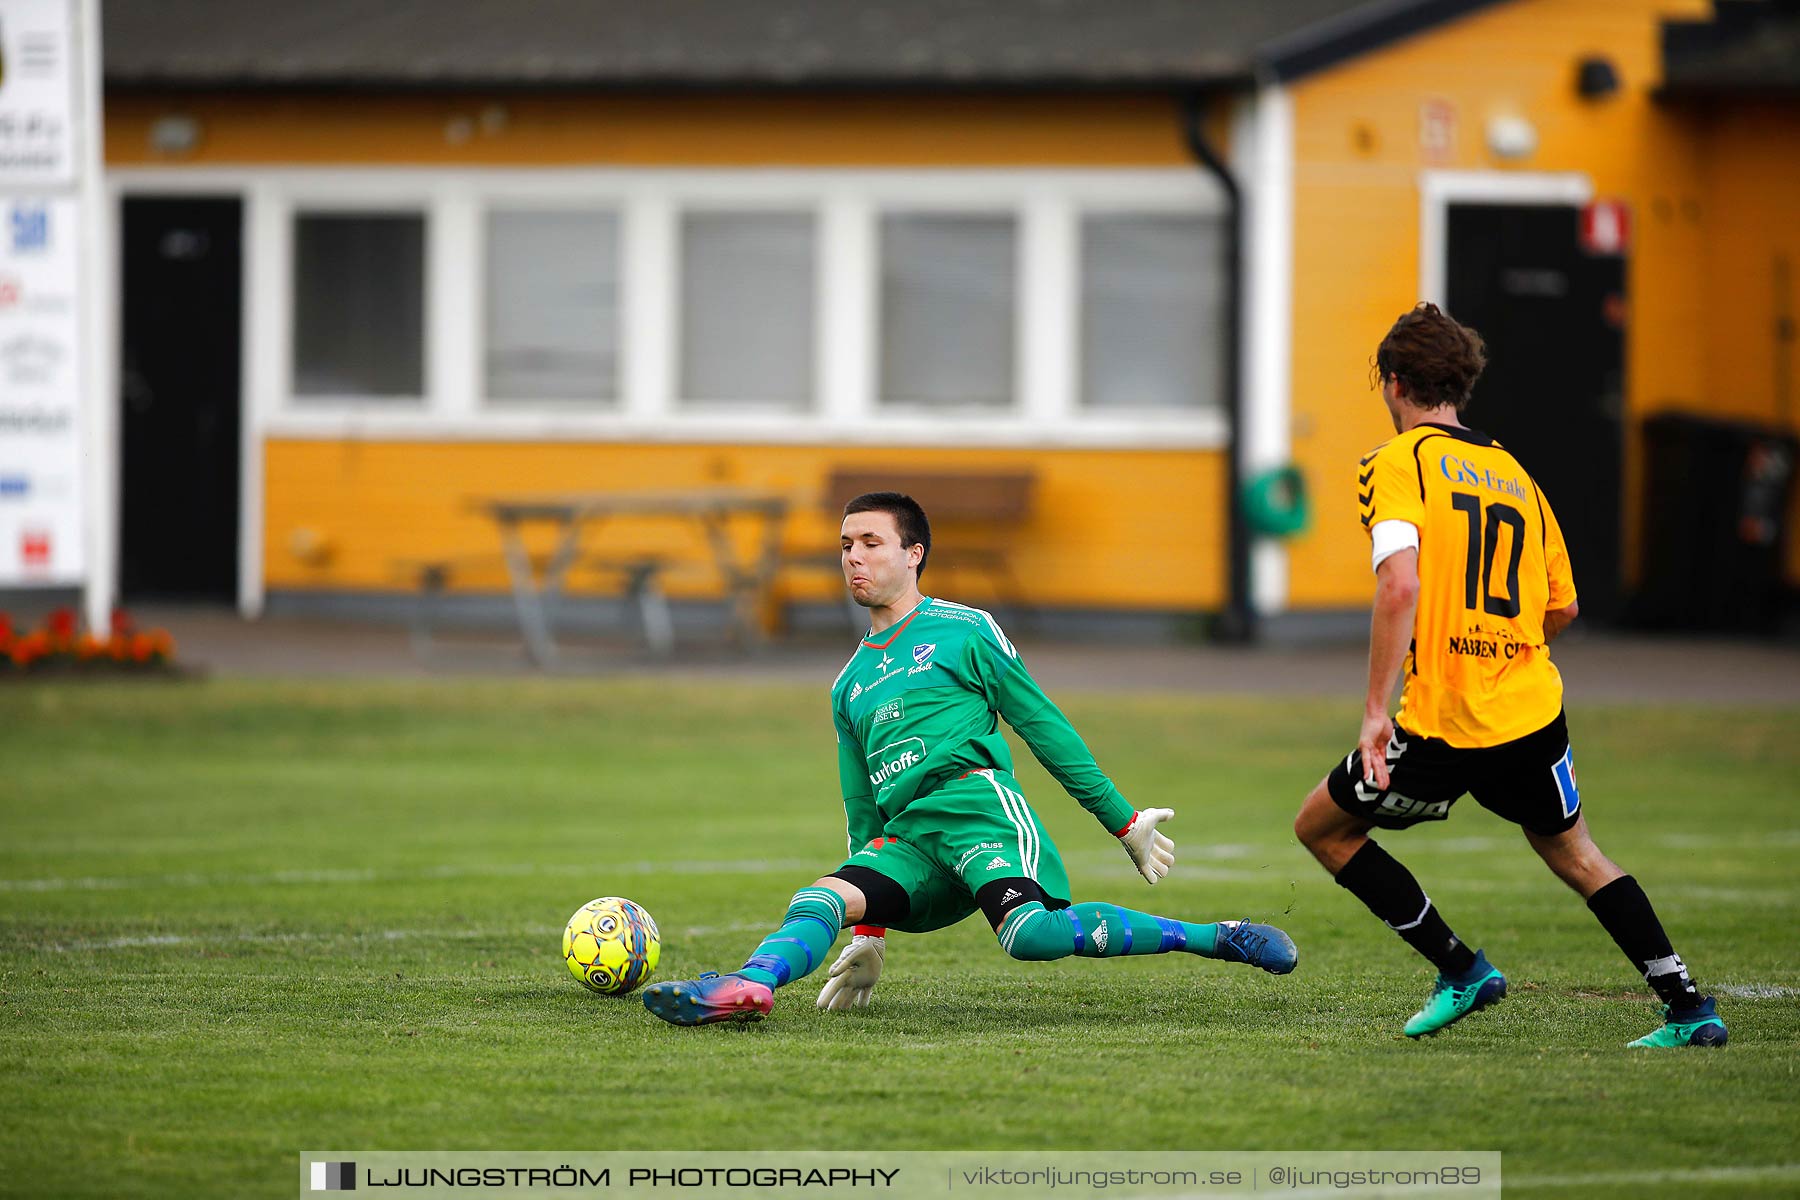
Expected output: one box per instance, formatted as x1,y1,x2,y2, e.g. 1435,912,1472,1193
76,0,112,632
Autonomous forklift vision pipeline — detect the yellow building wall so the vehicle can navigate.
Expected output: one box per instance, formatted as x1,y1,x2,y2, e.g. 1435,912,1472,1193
1281,0,1749,606
112,90,1235,613
106,91,1197,168
1694,101,1800,584
116,45,1800,612
263,441,1226,610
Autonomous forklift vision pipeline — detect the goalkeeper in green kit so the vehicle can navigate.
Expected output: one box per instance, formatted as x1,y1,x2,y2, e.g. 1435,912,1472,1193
644,492,1296,1026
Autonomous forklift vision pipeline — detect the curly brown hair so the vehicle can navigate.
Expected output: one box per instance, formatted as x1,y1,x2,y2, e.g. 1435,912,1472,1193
1372,302,1488,411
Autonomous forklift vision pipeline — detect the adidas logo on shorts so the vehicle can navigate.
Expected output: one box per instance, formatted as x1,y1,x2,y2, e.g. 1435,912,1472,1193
986,855,1012,871
1000,888,1023,904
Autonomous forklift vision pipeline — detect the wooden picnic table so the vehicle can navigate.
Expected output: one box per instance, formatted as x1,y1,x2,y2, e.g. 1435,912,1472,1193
468,487,791,668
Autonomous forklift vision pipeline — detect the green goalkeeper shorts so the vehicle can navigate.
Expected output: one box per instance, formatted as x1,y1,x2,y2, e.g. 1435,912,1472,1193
837,768,1072,935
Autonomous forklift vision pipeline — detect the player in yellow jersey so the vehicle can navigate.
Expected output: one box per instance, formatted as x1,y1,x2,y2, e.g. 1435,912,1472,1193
1293,303,1726,1047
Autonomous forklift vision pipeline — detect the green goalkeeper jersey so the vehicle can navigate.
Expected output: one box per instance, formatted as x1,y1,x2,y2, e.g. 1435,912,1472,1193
829,597,1135,851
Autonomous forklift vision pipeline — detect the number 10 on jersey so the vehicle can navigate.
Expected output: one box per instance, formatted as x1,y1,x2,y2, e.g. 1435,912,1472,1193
1451,493,1525,618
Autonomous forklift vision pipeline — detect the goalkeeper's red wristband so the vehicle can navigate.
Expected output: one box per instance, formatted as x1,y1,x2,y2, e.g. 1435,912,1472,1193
853,925,886,938
1113,813,1137,838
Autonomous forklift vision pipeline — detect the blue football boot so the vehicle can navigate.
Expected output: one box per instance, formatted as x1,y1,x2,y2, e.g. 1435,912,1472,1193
642,971,774,1026
1215,919,1298,975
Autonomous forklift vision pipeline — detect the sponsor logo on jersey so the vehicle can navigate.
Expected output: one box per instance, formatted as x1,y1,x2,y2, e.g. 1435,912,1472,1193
1368,791,1454,820
1439,454,1528,501
861,649,910,696
867,738,926,789
1092,920,1109,953
848,682,863,701
1447,634,1524,660
985,855,1012,871
955,842,1008,874
871,698,904,726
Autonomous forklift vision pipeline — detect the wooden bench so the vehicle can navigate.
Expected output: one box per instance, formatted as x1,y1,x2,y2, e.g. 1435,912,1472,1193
393,553,675,660
801,469,1037,622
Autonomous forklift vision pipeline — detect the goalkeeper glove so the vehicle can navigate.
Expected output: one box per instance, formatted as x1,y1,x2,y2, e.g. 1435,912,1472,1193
1115,808,1176,884
816,928,885,1010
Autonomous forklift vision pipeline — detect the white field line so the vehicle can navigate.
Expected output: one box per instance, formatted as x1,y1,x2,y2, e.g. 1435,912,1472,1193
1715,983,1800,999
0,851,1284,894
1507,1162,1800,1190
6,826,1799,896
22,920,773,954
0,858,824,893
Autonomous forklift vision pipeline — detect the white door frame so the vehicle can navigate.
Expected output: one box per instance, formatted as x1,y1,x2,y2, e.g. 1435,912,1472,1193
1419,170,1594,308
106,174,262,617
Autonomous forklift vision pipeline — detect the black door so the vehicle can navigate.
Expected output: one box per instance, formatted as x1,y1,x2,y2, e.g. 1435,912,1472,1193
1446,203,1626,622
120,197,243,603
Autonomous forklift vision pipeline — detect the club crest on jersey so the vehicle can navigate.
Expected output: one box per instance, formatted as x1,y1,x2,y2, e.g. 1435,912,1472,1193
909,643,937,675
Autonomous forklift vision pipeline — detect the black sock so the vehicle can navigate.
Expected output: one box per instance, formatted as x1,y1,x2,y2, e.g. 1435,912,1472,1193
1587,875,1703,1011
1335,840,1477,977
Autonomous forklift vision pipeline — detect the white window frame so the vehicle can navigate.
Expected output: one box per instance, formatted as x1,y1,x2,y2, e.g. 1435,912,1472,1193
111,166,1229,451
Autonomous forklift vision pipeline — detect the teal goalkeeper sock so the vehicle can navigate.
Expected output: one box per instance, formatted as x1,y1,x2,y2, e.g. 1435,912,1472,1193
998,901,1222,961
736,887,845,988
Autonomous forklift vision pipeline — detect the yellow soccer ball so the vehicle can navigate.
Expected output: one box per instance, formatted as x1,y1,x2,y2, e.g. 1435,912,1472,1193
563,896,661,995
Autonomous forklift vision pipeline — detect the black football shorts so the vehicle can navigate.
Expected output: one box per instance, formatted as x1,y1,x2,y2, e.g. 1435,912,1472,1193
1326,710,1581,836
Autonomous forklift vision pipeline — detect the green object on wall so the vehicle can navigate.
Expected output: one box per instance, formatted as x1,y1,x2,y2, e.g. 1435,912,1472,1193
1243,465,1309,538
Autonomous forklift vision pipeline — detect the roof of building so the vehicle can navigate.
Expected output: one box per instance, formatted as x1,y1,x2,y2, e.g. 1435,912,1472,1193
1661,0,1800,99
103,0,1506,91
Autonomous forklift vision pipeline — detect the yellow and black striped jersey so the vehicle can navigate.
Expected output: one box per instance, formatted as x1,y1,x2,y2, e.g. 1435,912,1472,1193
1358,423,1578,748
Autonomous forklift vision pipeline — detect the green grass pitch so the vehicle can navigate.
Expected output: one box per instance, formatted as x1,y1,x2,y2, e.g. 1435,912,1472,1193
2,678,1796,1197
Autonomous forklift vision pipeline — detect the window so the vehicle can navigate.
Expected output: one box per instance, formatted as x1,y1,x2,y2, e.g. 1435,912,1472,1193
878,214,1016,409
485,209,619,404
263,171,1226,443
292,213,425,398
679,211,816,409
1080,214,1225,411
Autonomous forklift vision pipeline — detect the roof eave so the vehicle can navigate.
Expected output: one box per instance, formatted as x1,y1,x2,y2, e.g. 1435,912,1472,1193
1257,0,1510,84
103,72,1259,96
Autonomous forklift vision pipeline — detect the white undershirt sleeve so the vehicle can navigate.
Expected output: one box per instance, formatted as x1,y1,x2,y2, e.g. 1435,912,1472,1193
1370,519,1421,573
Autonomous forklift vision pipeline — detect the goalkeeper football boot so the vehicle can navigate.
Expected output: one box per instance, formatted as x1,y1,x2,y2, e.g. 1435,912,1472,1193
1628,997,1728,1048
1215,919,1298,975
1403,950,1506,1038
641,971,774,1026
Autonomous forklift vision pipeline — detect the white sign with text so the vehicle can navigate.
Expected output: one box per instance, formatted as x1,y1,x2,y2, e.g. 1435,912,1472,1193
0,0,77,186
0,192,83,582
